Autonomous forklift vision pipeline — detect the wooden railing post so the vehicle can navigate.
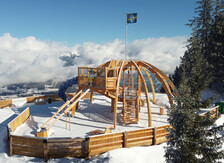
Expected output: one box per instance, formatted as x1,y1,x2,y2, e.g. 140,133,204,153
123,131,128,148
43,139,48,162
84,137,90,160
153,127,157,145
111,98,115,112
216,106,219,117
10,135,13,156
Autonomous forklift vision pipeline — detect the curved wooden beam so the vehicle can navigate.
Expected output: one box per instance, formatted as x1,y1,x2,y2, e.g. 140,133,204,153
97,60,110,68
138,61,174,106
113,60,125,128
141,60,176,92
142,67,156,104
131,60,152,127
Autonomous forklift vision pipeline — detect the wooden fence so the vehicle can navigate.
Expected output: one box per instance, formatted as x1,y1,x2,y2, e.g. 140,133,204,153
7,107,171,161
8,107,30,133
88,125,170,157
6,105,220,161
1,92,95,109
200,106,219,119
9,125,170,161
10,135,87,161
0,99,12,108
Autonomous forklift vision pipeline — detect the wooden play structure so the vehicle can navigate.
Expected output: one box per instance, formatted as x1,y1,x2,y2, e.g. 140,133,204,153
37,60,176,137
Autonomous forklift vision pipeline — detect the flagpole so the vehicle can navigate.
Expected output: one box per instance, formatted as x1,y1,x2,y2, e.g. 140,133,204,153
125,13,127,60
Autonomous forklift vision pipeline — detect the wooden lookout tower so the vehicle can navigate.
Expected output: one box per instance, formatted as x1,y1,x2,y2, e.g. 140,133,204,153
77,60,176,128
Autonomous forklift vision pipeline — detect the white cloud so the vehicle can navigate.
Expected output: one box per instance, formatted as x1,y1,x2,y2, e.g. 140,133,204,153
0,33,187,87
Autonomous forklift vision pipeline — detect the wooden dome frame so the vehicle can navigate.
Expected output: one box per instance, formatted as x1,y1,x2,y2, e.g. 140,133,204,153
95,60,176,128
36,59,176,137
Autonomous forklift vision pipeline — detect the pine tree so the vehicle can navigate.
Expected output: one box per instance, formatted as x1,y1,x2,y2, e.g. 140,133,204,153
208,0,224,90
172,0,214,89
173,0,224,92
189,0,213,54
165,28,224,162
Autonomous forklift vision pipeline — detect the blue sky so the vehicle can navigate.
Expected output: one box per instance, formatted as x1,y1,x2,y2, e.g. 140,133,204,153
0,0,196,46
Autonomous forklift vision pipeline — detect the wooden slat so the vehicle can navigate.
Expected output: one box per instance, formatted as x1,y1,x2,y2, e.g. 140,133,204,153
12,144,44,152
156,137,168,144
12,136,44,147
127,128,153,135
127,136,153,143
47,147,82,153
89,140,123,149
89,144,122,156
47,151,83,158
46,138,85,143
8,107,30,132
89,133,123,141
127,139,153,148
13,149,44,158
127,131,154,138
89,137,123,147
0,99,12,108
47,142,83,148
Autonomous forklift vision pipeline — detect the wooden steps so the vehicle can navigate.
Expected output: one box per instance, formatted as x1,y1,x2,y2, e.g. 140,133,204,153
123,90,139,124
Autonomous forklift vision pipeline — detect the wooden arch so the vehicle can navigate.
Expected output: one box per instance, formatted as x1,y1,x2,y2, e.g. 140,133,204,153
138,61,174,105
112,60,175,128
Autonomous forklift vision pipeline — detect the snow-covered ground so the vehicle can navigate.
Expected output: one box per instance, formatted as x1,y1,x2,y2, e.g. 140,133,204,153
12,94,169,138
0,93,223,163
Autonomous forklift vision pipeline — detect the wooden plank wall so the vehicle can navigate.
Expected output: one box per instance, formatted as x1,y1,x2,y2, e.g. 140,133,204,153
45,138,87,160
10,136,87,161
0,99,12,108
88,125,170,157
8,107,30,132
89,133,123,156
11,135,44,158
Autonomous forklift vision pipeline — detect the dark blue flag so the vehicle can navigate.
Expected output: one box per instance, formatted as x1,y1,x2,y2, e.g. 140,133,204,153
127,13,137,24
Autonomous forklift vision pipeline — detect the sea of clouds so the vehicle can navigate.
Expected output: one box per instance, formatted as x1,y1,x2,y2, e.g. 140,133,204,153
0,33,187,87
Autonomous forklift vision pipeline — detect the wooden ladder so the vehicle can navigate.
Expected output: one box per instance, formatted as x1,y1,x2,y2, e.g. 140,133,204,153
123,89,139,124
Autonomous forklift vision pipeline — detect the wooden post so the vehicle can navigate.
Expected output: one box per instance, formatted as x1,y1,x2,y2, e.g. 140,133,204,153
216,106,219,117
10,136,13,156
123,131,128,148
136,97,139,122
69,110,71,130
43,139,48,162
111,98,115,112
123,70,125,94
153,127,157,145
90,89,94,103
160,107,164,115
137,72,141,112
123,90,126,123
84,137,90,160
128,70,130,94
65,112,67,129
137,72,141,97
132,61,152,127
114,61,125,128
131,66,134,88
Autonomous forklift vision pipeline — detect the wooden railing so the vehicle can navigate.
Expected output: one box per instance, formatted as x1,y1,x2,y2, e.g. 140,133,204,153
0,99,12,108
8,107,30,133
0,93,94,109
6,105,220,161
7,109,171,162
200,106,219,119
